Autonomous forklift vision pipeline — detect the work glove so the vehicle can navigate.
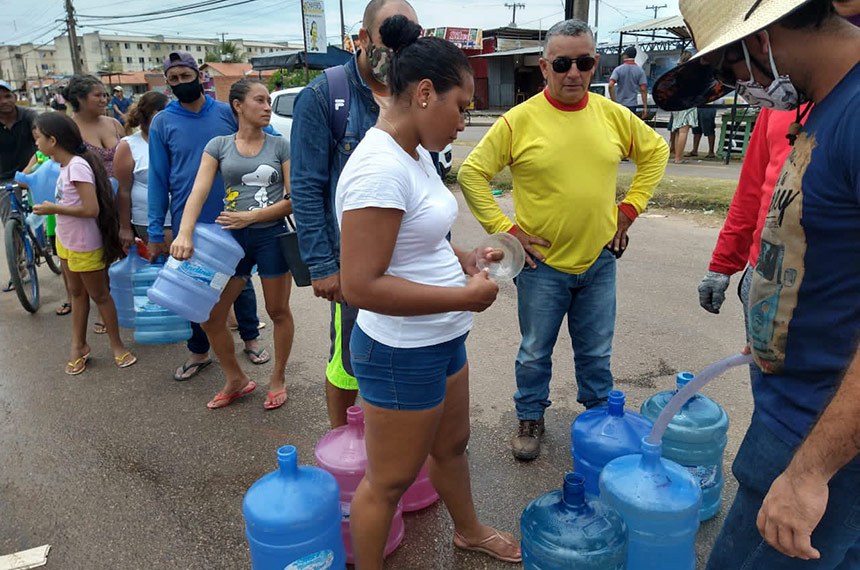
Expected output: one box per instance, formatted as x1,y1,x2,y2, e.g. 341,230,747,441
698,271,731,314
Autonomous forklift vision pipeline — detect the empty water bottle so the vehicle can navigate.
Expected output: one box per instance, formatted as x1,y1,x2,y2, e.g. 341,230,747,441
243,445,346,570
110,244,148,329
521,472,627,569
314,406,405,563
571,390,653,496
147,223,245,323
599,438,701,570
640,372,729,521
133,259,191,344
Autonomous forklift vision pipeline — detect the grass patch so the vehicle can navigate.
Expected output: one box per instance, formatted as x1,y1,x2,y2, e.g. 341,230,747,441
447,162,737,213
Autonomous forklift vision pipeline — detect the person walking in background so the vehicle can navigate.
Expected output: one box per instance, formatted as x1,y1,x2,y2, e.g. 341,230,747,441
31,112,136,375
608,46,649,118
668,51,697,164
338,16,520,567
114,91,170,248
458,19,669,461
110,86,131,126
654,0,860,566
170,80,294,411
290,0,420,429
688,104,717,158
148,51,269,382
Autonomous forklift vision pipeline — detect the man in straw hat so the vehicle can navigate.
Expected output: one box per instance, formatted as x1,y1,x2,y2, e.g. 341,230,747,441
654,0,860,567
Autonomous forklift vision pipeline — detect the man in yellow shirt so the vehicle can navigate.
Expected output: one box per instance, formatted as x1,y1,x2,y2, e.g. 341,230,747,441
458,19,669,461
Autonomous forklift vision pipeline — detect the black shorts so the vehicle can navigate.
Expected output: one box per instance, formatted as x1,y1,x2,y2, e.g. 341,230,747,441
693,107,717,136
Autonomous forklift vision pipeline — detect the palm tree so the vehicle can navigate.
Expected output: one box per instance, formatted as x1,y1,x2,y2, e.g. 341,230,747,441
205,41,245,63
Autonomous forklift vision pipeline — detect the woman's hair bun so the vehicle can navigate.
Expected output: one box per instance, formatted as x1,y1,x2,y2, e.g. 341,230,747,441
378,14,422,52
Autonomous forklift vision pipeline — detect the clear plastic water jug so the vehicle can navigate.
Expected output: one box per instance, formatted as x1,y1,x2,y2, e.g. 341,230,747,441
133,260,192,344
476,232,526,280
243,445,346,570
640,372,729,521
599,439,701,570
109,244,148,329
571,390,653,496
314,406,404,563
521,472,627,569
147,223,245,323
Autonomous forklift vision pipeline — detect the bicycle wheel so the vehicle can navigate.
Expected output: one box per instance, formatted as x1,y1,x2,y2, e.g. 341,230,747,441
4,218,40,313
39,231,62,275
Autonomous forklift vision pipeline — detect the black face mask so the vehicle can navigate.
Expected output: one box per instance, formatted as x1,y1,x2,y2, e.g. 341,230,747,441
171,80,203,104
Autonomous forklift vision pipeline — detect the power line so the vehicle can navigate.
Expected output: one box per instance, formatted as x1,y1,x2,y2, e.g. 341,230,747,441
80,0,265,27
77,0,239,20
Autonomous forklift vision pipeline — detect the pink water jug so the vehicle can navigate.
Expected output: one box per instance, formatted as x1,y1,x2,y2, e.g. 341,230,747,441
314,406,405,563
402,463,440,512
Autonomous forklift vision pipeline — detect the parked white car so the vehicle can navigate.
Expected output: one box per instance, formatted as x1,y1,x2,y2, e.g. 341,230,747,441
269,87,303,143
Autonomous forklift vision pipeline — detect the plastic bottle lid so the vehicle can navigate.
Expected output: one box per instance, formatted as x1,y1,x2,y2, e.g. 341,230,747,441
278,445,298,477
607,390,625,417
676,371,694,389
562,472,588,508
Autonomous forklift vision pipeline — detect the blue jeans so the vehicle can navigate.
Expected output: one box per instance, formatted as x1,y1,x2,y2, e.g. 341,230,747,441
187,278,260,355
513,250,616,419
706,413,860,570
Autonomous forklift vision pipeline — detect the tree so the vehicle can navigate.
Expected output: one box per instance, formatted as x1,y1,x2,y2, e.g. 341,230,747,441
205,41,245,63
267,69,321,90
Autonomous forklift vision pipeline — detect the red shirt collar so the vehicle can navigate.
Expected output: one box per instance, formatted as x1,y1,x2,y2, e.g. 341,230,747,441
543,87,589,112
624,60,637,65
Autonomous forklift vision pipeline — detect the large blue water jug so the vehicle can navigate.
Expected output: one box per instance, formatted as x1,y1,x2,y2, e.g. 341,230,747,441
133,260,192,344
521,472,627,570
571,390,653,496
599,439,701,570
640,372,729,521
147,223,245,323
243,445,346,570
109,244,148,329
15,159,61,228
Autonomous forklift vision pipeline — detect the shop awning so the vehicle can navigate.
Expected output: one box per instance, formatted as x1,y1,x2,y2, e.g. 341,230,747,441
249,46,352,71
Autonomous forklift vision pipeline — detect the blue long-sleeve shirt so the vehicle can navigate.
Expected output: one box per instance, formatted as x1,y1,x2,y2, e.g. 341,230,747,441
147,95,278,242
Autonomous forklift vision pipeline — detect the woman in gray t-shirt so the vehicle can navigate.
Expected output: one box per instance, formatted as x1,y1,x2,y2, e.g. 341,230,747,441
171,79,294,412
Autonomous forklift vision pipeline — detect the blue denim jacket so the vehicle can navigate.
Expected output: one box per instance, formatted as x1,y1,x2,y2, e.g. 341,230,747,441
290,57,380,281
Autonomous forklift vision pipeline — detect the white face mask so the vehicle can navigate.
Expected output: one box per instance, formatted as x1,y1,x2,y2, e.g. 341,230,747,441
736,33,800,111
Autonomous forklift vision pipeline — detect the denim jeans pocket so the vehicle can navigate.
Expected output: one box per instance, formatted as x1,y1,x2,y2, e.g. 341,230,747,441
350,329,374,363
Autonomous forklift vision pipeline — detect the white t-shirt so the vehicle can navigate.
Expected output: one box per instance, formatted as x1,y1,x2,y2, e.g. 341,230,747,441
336,128,473,349
123,132,171,227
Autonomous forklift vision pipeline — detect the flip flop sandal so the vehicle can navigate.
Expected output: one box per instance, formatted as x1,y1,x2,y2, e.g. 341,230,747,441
56,302,72,316
207,381,257,410
114,352,138,368
93,322,107,334
173,359,212,381
263,389,288,411
229,322,267,331
453,530,522,563
244,347,271,365
65,352,91,376
2,281,15,293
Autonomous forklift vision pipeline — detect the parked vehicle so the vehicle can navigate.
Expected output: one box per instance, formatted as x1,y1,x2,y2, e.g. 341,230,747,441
269,87,303,142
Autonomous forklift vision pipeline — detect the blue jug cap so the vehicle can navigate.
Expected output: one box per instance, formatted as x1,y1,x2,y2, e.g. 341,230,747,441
607,390,625,417
676,371,694,389
562,472,588,508
277,445,298,477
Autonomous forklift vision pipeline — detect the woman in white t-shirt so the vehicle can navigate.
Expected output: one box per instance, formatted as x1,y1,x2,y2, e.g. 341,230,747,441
336,16,520,567
114,91,170,246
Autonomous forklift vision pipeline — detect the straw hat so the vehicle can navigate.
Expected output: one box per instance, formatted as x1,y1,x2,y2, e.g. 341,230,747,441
653,0,813,110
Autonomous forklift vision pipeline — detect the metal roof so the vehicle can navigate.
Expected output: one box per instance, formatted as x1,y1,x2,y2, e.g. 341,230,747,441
613,15,690,38
471,46,543,58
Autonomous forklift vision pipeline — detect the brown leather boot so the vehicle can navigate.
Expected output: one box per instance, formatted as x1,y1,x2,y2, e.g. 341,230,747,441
511,418,545,461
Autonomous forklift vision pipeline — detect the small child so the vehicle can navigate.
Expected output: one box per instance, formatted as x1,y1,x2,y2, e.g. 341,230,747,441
31,112,136,375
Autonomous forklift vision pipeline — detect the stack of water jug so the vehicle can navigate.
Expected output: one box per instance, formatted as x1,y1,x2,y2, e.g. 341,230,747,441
108,223,247,343
523,373,730,570
242,406,440,569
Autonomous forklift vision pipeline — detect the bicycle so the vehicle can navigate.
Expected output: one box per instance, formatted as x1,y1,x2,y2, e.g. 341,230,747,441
2,183,62,313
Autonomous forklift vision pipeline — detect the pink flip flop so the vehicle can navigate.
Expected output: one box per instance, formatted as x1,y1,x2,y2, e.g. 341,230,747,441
207,381,257,410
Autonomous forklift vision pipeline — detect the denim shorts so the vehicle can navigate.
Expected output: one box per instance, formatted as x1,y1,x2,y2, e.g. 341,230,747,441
349,325,469,411
231,222,289,279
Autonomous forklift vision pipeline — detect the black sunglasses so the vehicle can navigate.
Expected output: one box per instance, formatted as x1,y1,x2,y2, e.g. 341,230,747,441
550,56,596,74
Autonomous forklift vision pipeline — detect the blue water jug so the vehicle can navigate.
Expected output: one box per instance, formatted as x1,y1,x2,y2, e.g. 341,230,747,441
109,244,148,329
14,159,60,204
147,223,245,323
571,390,653,496
243,445,346,570
521,472,627,570
599,439,701,570
133,260,192,344
640,372,729,521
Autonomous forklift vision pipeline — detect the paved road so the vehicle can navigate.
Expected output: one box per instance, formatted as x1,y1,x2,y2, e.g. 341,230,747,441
0,193,753,569
452,125,745,181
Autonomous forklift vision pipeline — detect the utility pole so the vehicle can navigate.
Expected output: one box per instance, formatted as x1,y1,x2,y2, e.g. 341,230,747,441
594,0,600,44
565,0,589,22
505,3,525,27
339,0,346,47
645,4,666,39
64,0,82,75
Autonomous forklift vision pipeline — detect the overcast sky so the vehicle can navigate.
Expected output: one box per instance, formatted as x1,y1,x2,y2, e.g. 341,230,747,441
2,0,680,48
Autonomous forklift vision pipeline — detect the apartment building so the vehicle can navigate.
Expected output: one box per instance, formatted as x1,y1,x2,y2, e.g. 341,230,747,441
0,43,58,89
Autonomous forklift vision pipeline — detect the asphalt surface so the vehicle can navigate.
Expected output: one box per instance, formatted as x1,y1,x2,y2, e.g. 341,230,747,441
0,188,753,569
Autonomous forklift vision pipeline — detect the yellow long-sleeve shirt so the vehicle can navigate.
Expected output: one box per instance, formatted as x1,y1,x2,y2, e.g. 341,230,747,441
458,89,669,274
